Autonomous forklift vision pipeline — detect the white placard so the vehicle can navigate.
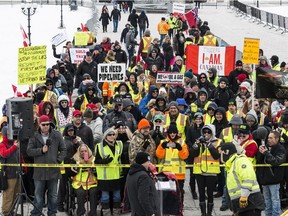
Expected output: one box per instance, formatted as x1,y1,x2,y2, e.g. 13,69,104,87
51,32,67,46
97,63,126,82
156,72,184,85
69,48,89,64
173,3,185,14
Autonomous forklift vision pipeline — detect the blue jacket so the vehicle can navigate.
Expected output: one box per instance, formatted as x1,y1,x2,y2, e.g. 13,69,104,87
139,85,158,117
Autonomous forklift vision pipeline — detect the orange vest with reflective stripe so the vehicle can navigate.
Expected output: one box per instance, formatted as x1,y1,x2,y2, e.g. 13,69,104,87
142,37,153,53
203,35,217,46
72,166,97,190
158,21,169,35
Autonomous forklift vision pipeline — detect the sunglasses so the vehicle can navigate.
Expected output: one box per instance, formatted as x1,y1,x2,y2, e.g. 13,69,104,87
107,134,116,137
155,120,162,123
46,83,53,86
200,77,206,79
41,123,50,127
88,88,94,91
152,90,158,93
203,130,212,134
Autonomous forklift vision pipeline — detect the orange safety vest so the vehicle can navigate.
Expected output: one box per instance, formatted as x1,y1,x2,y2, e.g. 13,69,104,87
158,21,169,35
203,35,217,46
102,81,119,101
142,37,153,53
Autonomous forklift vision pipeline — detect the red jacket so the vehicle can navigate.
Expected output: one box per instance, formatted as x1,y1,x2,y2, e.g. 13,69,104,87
240,134,258,158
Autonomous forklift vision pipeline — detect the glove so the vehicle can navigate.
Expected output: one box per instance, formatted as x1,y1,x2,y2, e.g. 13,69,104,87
133,87,139,95
143,139,150,150
192,140,200,150
52,44,56,49
175,142,182,151
128,45,132,50
102,156,113,164
277,127,284,136
239,196,248,208
206,142,213,149
161,141,168,149
232,139,244,154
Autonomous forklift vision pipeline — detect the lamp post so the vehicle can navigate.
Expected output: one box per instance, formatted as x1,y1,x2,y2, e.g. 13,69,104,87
256,0,259,8
59,0,65,29
21,0,37,46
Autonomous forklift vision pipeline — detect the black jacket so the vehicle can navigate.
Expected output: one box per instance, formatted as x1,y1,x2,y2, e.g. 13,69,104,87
103,111,137,133
209,86,234,111
186,123,203,163
228,69,249,94
128,9,139,28
114,48,127,64
126,163,161,216
99,12,111,26
256,143,286,185
75,60,98,88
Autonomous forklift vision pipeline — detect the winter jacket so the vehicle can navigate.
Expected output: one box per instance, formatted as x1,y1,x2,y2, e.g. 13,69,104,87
110,8,121,20
99,11,111,26
128,9,139,28
27,129,66,180
126,163,161,216
185,123,204,163
139,85,158,116
213,107,229,138
145,55,164,71
228,69,249,94
84,117,103,144
197,73,215,96
120,27,130,43
114,47,127,64
209,86,234,110
138,11,149,28
74,122,94,153
75,59,98,88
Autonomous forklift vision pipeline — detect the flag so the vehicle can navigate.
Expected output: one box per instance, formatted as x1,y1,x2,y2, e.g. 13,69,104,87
185,45,236,76
81,23,88,32
185,7,198,28
12,84,23,97
20,24,29,47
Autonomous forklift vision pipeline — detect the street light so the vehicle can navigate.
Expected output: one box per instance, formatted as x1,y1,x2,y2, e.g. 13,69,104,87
256,0,259,8
59,0,65,29
21,0,37,46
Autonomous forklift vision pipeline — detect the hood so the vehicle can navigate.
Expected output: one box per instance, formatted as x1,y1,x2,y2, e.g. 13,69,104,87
46,68,55,76
156,95,167,107
38,100,54,117
84,83,96,95
184,88,193,97
201,124,216,140
148,85,158,98
176,98,188,108
63,123,75,137
103,127,118,140
123,98,134,109
214,107,226,117
198,88,208,98
139,11,146,17
246,109,258,124
132,9,136,14
128,163,147,175
207,102,218,110
117,82,130,93
197,72,207,83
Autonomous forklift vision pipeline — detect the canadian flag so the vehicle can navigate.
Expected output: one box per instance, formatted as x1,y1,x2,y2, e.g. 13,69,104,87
12,84,23,97
20,24,29,47
81,23,88,32
185,45,236,76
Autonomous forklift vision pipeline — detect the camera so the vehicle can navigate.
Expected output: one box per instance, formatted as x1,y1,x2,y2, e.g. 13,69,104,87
198,136,207,144
72,135,77,140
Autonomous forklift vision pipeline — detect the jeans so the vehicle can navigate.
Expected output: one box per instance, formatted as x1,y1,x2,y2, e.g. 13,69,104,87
139,26,146,39
263,184,281,216
31,179,58,216
159,34,166,47
222,170,229,207
113,19,118,32
100,190,121,204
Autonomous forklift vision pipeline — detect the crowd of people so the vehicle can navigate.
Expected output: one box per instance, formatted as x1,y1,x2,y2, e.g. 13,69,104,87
0,2,288,216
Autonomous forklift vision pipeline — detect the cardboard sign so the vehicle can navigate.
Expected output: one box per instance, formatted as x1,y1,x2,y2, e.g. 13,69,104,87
97,63,126,82
69,48,89,64
51,32,67,46
156,72,184,85
173,3,185,14
18,45,46,85
242,37,260,64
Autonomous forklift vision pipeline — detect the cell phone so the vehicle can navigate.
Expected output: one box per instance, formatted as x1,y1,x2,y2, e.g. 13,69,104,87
154,125,163,133
84,152,89,161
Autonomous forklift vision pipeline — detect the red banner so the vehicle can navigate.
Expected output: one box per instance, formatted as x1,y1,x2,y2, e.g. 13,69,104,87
185,45,236,76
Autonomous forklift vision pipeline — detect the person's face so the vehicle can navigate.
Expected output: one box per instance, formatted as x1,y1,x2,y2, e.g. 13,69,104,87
243,65,251,73
246,118,255,127
219,81,226,89
106,132,116,142
157,99,165,106
202,129,212,140
240,87,247,94
236,65,242,71
60,100,68,108
267,133,278,146
39,121,50,134
87,88,94,95
67,129,75,136
140,126,150,136
152,89,158,98
208,71,213,77
228,104,236,113
260,59,266,65
45,106,51,114
194,117,203,125
254,101,260,111
169,106,178,115
151,52,157,58
215,112,223,121
284,65,288,72
176,59,182,65
199,75,206,83
178,105,185,111
66,42,73,49
115,103,123,112
151,65,157,72
125,105,132,112
238,133,249,141
154,119,163,126
207,108,215,116
129,75,136,83
199,93,207,102
169,132,177,139
73,115,82,125
54,69,59,76
184,77,191,84
80,146,88,158
119,85,127,93
95,102,101,109
86,55,92,60
117,126,126,134
284,100,288,108
46,83,53,90
192,85,199,92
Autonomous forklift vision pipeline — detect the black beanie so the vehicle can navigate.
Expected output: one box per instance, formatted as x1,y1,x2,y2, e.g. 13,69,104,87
221,142,237,155
167,122,178,134
135,152,150,164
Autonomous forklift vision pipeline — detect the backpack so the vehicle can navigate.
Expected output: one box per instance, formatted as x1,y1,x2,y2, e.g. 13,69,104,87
182,20,188,31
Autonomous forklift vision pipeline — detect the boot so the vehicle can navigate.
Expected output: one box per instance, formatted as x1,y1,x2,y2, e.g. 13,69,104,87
207,203,214,216
112,202,122,215
199,202,206,216
102,203,112,216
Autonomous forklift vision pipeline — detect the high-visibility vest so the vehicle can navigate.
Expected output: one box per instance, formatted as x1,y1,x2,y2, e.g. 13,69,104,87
163,113,188,141
54,108,73,132
166,17,176,29
203,35,217,46
43,90,57,104
226,154,260,200
193,139,221,174
208,76,219,87
170,64,186,73
72,167,97,190
159,140,186,175
126,81,143,105
221,127,234,143
102,82,119,101
191,101,212,113
183,41,193,59
226,110,240,122
79,95,89,113
272,64,281,71
96,141,123,180
142,37,153,53
203,114,215,125
241,139,257,165
259,112,266,126
158,21,169,35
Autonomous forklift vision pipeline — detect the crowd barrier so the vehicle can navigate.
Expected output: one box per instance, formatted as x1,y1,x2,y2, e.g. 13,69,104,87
228,0,288,34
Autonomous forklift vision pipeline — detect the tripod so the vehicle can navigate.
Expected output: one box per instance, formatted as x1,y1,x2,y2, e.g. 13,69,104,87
8,138,45,216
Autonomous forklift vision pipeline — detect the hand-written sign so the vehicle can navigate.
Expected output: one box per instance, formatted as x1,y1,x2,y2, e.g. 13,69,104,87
156,72,184,85
173,3,185,14
97,63,126,82
51,32,67,46
242,38,260,64
18,45,46,85
69,48,89,64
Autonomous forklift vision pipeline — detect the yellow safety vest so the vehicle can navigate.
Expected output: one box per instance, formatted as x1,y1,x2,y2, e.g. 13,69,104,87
221,127,234,143
43,90,57,104
193,139,221,174
203,114,215,125
226,154,260,200
72,167,97,190
241,139,257,165
163,113,188,141
203,35,217,46
159,140,186,175
79,94,89,113
126,82,143,105
226,110,240,122
207,76,219,87
191,101,212,113
96,141,123,180
142,37,153,53
259,112,266,126
166,17,176,29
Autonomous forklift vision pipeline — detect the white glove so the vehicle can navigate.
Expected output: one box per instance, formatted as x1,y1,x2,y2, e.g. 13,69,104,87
232,139,244,154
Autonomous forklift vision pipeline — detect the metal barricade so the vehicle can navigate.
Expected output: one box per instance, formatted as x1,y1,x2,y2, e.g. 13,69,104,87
261,10,268,26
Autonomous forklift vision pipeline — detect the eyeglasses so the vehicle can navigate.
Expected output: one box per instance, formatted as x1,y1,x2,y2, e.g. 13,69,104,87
169,132,177,134
88,88,94,91
61,101,68,104
107,134,116,137
200,77,206,79
41,123,50,127
155,120,162,123
203,130,212,134
152,90,158,93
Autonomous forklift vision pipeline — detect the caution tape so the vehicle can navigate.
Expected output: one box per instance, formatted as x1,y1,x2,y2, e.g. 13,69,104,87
1,163,288,168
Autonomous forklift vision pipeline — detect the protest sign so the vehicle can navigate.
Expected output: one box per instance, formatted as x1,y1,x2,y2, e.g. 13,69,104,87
18,45,46,85
69,48,89,64
74,32,89,46
51,32,67,46
185,45,236,76
97,63,126,82
242,38,260,64
156,72,184,85
173,3,185,14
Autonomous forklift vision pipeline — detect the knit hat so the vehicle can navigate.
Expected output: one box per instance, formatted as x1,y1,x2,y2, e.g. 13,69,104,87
194,112,203,120
66,124,75,131
169,101,179,110
135,152,150,164
184,69,193,79
219,77,228,84
138,118,151,131
175,56,183,62
153,114,164,122
228,99,236,106
270,55,279,62
236,60,243,66
83,108,93,119
207,102,218,111
237,74,247,83
122,98,134,109
73,110,82,117
115,120,126,129
220,142,237,155
238,124,250,134
86,103,97,109
167,122,178,134
229,114,243,126
39,115,50,124
239,81,252,93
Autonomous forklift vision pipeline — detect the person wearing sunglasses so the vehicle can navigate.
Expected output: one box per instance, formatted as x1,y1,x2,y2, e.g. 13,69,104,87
54,94,74,132
197,72,215,96
27,115,67,216
190,124,221,216
77,73,96,96
190,88,212,121
95,127,123,216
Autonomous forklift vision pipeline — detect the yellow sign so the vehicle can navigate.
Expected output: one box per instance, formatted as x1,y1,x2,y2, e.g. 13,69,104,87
242,37,260,64
74,32,90,46
18,45,47,85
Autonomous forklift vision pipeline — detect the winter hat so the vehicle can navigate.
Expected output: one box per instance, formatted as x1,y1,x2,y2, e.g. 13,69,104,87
228,99,236,106
115,120,126,129
73,110,82,117
194,112,204,120
138,118,151,131
169,101,179,110
220,142,237,155
219,77,228,84
144,29,151,36
207,102,218,111
252,126,269,140
39,115,50,124
280,61,286,68
270,55,279,62
83,108,93,119
175,56,183,62
1,126,7,136
237,74,247,83
239,81,252,92
229,114,243,126
135,152,150,164
176,98,188,108
58,94,69,104
238,124,250,134
114,97,123,105
103,128,117,140
236,60,243,66
94,45,101,51
190,81,198,88
246,114,256,123
184,69,193,79
122,98,134,109
86,103,97,109
246,109,258,124
114,40,120,47
167,122,178,134
153,114,164,122
158,87,167,96
151,49,158,54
